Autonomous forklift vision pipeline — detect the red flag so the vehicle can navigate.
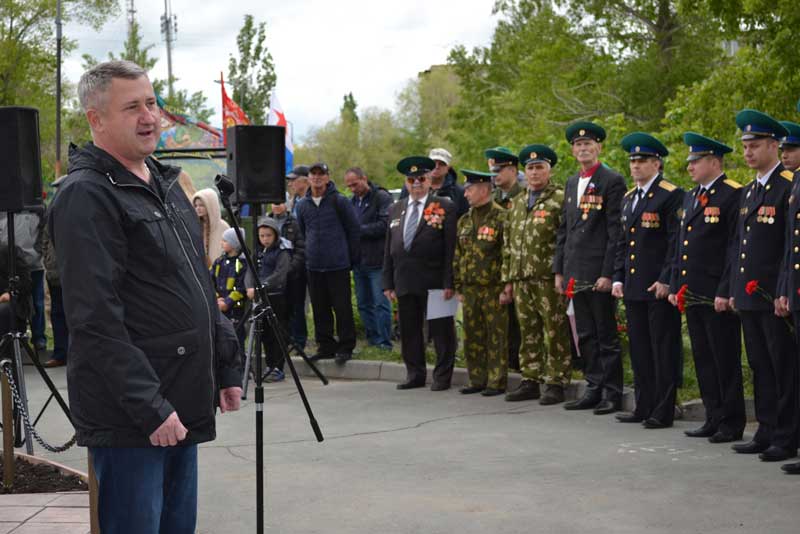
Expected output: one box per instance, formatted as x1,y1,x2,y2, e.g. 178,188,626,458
220,72,250,145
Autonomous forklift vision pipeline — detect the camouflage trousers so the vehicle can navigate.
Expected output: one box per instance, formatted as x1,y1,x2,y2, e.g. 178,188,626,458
512,278,572,386
462,285,509,390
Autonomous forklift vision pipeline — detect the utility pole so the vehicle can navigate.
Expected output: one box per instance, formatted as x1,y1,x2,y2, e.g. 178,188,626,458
160,0,177,99
126,0,136,36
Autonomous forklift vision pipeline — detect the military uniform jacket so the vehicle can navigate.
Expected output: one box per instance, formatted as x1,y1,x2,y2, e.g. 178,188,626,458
493,182,523,210
554,164,626,281
779,169,800,309
669,175,742,299
454,201,506,290
382,195,457,297
731,164,793,311
613,175,684,301
502,182,564,283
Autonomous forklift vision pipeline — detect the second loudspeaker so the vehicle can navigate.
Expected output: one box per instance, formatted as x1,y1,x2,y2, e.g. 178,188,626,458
226,125,286,205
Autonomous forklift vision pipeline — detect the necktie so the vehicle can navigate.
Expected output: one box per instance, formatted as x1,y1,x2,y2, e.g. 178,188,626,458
404,201,420,251
694,187,706,209
632,188,644,211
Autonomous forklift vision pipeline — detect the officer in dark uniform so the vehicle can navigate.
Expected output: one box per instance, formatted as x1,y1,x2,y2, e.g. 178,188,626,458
383,156,458,391
485,146,523,371
554,121,626,413
779,120,800,172
730,109,797,462
667,133,745,442
612,133,684,427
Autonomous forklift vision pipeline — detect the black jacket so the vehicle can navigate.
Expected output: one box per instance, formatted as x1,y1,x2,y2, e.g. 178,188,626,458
0,244,31,325
781,169,800,310
296,182,361,271
614,175,684,300
400,168,469,218
273,212,305,278
383,195,457,296
352,182,392,269
731,163,793,311
49,143,241,448
554,164,626,281
669,175,742,299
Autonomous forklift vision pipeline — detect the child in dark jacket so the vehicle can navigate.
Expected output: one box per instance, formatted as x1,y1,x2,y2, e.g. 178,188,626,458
245,217,291,382
211,228,248,360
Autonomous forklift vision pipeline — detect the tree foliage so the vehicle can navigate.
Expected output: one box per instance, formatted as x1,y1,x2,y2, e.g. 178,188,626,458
227,14,277,125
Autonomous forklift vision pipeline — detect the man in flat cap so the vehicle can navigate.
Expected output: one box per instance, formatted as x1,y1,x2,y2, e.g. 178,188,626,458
730,110,797,462
667,133,745,442
554,121,626,413
454,169,509,396
612,132,684,426
502,145,571,404
383,157,458,390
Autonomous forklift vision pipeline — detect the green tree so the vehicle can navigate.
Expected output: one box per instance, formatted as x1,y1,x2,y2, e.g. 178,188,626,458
396,64,461,154
227,15,277,125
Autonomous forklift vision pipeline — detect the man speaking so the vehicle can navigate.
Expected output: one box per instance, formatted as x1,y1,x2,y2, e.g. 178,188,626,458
49,60,243,533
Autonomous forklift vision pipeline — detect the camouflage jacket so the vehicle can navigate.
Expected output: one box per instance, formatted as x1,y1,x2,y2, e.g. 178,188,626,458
493,182,524,210
454,201,506,290
502,181,565,283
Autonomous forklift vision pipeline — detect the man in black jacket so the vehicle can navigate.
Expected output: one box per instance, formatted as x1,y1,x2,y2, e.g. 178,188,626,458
554,122,626,414
345,167,394,350
270,201,307,349
49,60,242,534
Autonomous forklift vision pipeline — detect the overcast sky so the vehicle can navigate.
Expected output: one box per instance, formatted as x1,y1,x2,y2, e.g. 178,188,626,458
63,0,499,141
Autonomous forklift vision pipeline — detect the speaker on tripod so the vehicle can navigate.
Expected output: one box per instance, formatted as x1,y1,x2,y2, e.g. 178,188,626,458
0,107,44,212
226,125,287,205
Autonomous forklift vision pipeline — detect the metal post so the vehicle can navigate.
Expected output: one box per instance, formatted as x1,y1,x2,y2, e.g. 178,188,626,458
2,372,14,488
55,0,63,178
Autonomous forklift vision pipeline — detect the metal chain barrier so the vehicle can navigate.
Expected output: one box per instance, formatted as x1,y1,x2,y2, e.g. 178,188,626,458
0,360,77,453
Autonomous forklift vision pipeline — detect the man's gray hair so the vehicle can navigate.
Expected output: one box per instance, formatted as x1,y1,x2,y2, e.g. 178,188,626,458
78,60,148,111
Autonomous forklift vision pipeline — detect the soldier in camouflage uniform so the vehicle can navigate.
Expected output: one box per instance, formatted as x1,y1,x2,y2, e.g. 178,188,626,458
454,170,509,396
502,145,572,404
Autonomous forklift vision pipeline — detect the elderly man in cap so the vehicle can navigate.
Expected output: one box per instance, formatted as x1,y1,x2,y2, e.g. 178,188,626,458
295,162,361,364
666,133,745,442
501,145,571,404
454,169,509,396
554,122,626,412
485,146,523,370
400,148,469,217
729,110,797,462
287,165,310,216
612,133,684,426
383,156,458,390
779,120,800,172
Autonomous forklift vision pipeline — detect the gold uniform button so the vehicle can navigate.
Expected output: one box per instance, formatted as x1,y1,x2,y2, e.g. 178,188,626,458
682,255,688,261
746,226,751,232
743,239,747,245
796,264,800,270
630,254,635,260
631,227,636,233
796,213,800,220
687,226,693,232
630,241,635,246
681,270,687,276
741,253,746,259
795,229,800,236
630,268,635,274
683,240,689,246
740,267,745,273
795,246,799,253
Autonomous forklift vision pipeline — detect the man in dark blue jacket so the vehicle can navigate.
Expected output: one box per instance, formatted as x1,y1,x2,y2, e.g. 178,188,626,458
345,167,393,350
296,162,361,363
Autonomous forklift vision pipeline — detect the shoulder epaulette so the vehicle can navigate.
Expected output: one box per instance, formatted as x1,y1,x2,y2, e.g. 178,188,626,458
723,179,742,189
626,186,637,196
781,170,794,182
658,180,677,192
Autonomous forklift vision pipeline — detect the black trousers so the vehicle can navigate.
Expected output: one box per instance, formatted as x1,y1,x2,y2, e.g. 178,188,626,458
307,269,356,356
685,306,745,435
261,294,288,370
508,302,521,371
397,293,456,385
572,291,623,399
286,273,308,348
624,299,682,424
740,310,798,450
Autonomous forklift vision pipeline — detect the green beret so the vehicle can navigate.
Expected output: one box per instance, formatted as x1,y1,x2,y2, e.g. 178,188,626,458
621,132,669,159
518,144,558,167
397,156,435,177
565,121,606,143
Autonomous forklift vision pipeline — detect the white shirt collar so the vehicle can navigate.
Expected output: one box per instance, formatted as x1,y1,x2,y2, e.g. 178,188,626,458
700,174,724,191
757,161,781,185
636,174,660,194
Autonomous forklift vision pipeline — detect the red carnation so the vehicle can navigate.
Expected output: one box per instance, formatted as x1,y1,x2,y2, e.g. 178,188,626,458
745,280,759,296
565,277,576,299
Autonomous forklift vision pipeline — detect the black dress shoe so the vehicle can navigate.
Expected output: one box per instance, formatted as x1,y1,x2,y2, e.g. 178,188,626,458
481,388,505,397
615,412,645,423
309,353,335,362
781,461,800,474
430,382,450,391
563,394,601,411
708,431,742,444
732,440,770,454
396,381,425,390
539,385,564,405
334,352,352,365
684,422,716,438
759,446,797,462
643,418,671,429
459,385,484,394
593,398,621,415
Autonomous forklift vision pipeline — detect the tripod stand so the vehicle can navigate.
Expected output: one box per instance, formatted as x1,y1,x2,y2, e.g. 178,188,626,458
0,211,74,456
215,175,324,534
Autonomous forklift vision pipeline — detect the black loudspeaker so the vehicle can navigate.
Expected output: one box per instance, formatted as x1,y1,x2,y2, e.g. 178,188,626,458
226,125,286,205
0,106,43,212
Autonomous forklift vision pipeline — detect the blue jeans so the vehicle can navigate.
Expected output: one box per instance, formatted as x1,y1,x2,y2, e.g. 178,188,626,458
30,269,46,346
47,281,69,361
91,445,198,534
353,265,393,348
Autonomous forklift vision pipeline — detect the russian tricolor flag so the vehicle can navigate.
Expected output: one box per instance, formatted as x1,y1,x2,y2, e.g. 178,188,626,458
267,92,293,174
